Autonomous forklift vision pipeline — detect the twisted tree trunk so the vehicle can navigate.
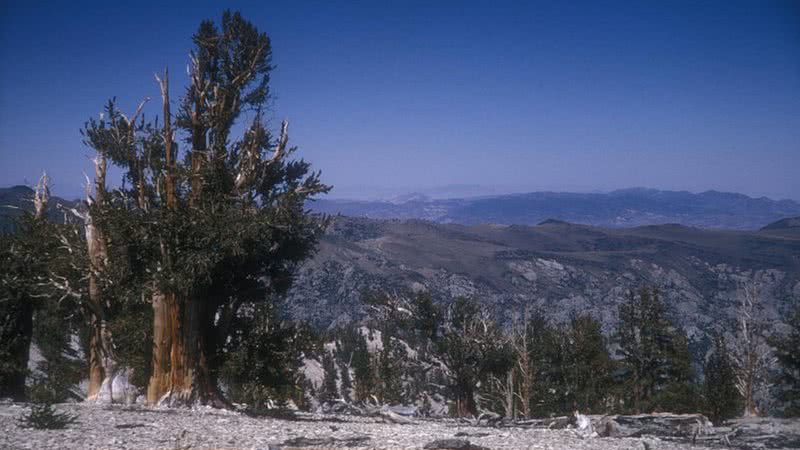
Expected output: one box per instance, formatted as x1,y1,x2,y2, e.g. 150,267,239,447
86,306,104,399
147,69,175,406
146,291,173,404
84,153,116,401
159,295,224,407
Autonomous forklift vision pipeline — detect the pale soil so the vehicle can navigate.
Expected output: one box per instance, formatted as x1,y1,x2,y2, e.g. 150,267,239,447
0,402,716,450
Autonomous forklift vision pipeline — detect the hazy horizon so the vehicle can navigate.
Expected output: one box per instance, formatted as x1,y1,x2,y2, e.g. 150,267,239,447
1,1,798,202
4,180,799,204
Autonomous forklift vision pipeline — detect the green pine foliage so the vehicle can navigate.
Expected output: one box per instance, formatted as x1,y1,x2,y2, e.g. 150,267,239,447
30,297,85,403
560,314,614,414
704,334,742,423
524,309,562,416
105,301,153,390
377,330,406,404
770,306,800,417
17,402,77,430
438,298,513,417
518,312,614,416
0,213,83,402
219,302,315,409
653,328,702,413
321,351,339,402
351,333,375,403
0,231,34,401
411,293,442,347
614,287,699,413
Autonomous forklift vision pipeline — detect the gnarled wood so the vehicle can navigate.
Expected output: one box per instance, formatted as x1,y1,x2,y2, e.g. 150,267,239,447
146,291,173,404
147,69,177,406
84,152,117,402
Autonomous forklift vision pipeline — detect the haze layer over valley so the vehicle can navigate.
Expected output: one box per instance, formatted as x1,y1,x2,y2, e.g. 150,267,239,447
311,188,800,230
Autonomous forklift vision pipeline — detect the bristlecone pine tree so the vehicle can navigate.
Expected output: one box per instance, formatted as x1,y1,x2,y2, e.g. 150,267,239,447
439,298,512,417
80,11,329,407
730,282,774,417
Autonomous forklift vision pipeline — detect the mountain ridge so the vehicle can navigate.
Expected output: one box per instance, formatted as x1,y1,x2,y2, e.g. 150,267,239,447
310,188,800,230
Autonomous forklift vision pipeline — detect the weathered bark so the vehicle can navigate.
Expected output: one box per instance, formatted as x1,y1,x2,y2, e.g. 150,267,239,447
188,55,208,208
454,384,478,418
84,153,115,401
160,296,224,407
489,369,516,419
146,70,176,406
505,370,515,420
124,98,150,212
731,282,774,417
146,291,173,404
86,312,104,399
596,413,713,439
511,310,533,419
33,172,50,220
156,68,176,211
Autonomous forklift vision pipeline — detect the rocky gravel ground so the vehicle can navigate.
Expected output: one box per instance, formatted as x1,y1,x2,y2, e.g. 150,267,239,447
0,402,720,450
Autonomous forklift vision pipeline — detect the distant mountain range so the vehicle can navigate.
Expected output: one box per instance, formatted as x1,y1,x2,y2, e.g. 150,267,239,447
0,185,80,232
311,188,800,230
5,184,798,231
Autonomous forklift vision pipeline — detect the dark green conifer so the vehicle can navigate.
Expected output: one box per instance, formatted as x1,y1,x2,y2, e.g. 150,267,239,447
704,334,742,423
351,333,374,402
770,306,800,417
615,287,697,413
378,330,406,404
438,298,512,417
321,351,339,402
561,314,613,414
0,179,81,402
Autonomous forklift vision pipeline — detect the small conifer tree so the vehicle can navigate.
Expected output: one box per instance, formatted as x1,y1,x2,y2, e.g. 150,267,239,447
770,306,800,417
704,334,742,423
351,334,374,402
321,351,339,402
615,287,696,413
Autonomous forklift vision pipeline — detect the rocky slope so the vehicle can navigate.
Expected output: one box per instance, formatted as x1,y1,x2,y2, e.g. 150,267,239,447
0,185,79,232
281,217,800,353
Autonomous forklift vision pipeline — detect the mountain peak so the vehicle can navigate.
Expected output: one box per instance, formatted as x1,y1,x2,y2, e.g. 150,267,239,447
537,218,572,226
761,216,800,231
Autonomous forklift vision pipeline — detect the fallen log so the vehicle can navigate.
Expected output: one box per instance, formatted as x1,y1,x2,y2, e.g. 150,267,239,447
595,413,713,439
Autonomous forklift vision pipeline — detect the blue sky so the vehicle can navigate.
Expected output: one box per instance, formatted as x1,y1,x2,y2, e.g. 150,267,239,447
1,0,798,200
